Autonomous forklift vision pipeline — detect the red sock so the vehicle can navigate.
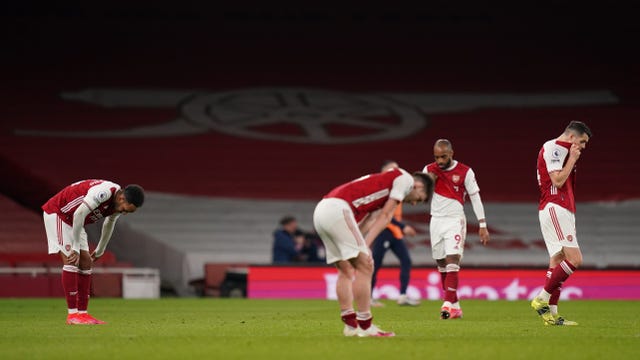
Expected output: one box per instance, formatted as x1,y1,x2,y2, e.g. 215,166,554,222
357,317,372,330
341,312,357,328
440,271,447,291
77,270,92,312
549,287,562,306
61,266,78,311
444,267,459,303
544,267,561,305
544,260,575,294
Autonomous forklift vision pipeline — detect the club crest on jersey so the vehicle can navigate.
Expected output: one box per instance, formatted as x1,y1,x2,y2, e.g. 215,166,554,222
452,175,460,183
567,235,574,242
65,245,71,252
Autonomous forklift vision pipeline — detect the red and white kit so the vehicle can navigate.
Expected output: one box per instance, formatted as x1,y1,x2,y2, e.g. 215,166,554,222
42,179,121,255
537,140,579,256
313,168,414,264
423,161,481,258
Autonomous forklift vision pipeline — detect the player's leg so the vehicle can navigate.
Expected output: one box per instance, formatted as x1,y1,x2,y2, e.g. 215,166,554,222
391,240,418,306
351,251,373,316
545,252,564,316
430,218,447,292
336,261,355,309
440,217,465,319
313,199,377,335
436,259,447,291
533,204,579,325
544,247,580,325
370,231,389,306
77,247,106,325
44,213,83,324
59,250,78,314
77,250,92,316
441,255,462,319
351,252,394,337
335,260,358,335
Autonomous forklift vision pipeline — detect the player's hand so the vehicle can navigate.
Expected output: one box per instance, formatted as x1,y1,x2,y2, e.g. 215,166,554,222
403,225,417,237
68,251,80,266
479,228,490,246
569,143,582,161
90,251,100,262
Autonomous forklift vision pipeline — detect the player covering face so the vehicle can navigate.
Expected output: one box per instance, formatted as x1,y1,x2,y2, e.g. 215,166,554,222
531,121,592,326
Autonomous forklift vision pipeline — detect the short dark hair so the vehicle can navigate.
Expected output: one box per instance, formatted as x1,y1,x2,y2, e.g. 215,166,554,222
380,160,398,171
124,184,145,207
279,215,296,226
434,139,453,151
412,172,435,201
565,121,592,138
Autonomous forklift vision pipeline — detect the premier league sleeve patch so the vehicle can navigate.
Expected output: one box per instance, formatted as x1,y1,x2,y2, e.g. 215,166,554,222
95,190,110,203
551,148,561,163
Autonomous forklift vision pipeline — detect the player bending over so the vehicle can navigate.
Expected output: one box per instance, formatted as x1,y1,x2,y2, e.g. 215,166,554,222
313,167,433,337
42,179,144,325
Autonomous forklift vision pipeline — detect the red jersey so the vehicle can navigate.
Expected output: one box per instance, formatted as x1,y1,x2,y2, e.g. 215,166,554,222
42,179,121,225
537,140,576,212
424,161,474,205
324,168,414,222
423,161,479,218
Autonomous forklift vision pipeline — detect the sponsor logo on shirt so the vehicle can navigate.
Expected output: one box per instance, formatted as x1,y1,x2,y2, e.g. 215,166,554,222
89,208,107,222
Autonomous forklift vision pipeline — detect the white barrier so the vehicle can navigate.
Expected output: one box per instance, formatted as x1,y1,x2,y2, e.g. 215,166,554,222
0,267,160,299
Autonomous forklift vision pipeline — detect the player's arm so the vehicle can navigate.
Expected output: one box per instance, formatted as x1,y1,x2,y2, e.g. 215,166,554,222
363,199,400,247
358,210,380,236
466,169,490,245
71,203,92,256
91,214,120,261
469,192,489,245
548,144,581,188
548,156,577,187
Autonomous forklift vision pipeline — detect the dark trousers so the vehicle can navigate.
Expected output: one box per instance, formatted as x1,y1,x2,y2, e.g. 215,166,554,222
371,229,412,294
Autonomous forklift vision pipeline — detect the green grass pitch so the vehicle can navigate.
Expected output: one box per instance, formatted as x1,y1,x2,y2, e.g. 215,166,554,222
0,298,637,360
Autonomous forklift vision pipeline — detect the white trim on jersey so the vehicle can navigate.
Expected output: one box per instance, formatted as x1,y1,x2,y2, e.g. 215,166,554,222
352,189,390,208
60,196,84,213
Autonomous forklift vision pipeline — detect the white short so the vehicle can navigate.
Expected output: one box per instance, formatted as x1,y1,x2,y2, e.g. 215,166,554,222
43,212,89,255
312,198,370,264
429,215,467,259
539,203,579,257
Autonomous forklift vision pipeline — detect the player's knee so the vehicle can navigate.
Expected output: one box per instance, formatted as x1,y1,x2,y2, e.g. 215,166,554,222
356,256,374,274
568,255,582,268
564,249,583,268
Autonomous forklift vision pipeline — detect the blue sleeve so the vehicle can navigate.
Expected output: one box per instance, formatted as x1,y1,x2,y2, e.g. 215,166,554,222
390,217,406,229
